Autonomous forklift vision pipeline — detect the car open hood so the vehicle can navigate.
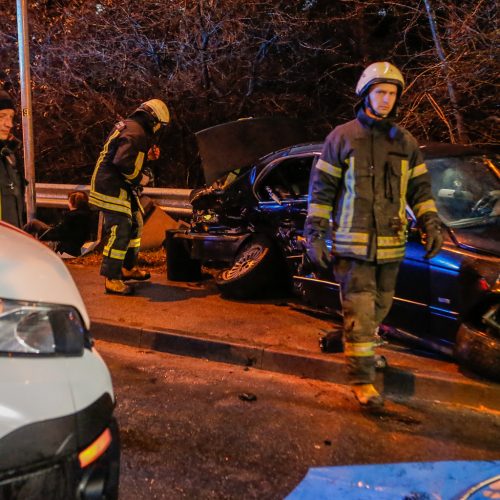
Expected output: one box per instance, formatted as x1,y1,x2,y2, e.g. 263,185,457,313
195,117,306,185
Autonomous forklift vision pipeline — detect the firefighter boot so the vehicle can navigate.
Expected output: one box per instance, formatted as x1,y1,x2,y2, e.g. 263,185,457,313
122,266,151,281
351,384,384,409
105,278,134,296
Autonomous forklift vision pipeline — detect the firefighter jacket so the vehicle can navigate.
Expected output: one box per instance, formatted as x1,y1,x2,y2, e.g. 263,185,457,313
90,118,154,217
305,108,438,263
0,137,25,228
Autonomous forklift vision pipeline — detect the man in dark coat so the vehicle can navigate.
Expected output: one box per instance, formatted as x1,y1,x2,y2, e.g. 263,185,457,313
0,90,24,228
89,99,170,295
305,62,443,408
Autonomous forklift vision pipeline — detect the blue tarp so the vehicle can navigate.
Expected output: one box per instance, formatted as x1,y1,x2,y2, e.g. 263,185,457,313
287,461,500,499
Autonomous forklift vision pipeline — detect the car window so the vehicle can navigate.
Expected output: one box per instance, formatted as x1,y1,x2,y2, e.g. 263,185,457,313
256,156,314,201
427,154,500,225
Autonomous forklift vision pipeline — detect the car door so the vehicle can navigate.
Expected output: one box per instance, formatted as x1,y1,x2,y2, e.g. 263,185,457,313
387,224,432,337
387,213,461,349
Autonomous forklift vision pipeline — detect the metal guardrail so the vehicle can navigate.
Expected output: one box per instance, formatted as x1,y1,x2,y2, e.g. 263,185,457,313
35,183,193,216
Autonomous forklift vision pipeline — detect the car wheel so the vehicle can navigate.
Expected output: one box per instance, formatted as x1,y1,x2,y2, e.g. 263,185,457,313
454,323,500,382
165,230,202,281
215,236,285,299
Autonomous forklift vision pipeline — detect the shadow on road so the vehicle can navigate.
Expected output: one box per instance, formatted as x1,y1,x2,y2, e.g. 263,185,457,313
133,280,217,303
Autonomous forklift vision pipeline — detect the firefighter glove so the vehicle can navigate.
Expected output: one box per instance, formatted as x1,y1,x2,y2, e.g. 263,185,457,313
305,235,331,272
304,217,331,272
420,213,443,259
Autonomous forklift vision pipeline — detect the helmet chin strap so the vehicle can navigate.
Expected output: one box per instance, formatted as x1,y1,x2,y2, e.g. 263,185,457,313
365,96,386,119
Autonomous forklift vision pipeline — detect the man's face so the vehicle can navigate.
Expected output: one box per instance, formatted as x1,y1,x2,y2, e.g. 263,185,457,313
367,83,398,118
0,109,15,141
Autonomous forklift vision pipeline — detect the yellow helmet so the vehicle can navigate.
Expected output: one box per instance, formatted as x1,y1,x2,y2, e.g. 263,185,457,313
355,62,405,97
139,99,170,125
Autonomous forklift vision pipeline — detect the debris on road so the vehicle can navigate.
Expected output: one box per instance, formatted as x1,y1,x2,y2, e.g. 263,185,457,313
239,392,257,402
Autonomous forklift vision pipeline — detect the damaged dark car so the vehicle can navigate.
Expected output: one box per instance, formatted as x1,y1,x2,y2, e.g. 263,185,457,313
165,118,500,381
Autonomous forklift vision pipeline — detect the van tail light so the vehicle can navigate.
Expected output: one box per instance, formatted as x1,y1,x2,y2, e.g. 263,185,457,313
78,428,112,468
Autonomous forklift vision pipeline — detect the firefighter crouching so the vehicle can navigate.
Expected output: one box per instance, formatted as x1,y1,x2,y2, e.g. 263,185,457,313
304,62,443,408
89,99,170,295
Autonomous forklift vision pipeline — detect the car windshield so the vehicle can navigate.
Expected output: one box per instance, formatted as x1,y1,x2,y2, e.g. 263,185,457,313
427,154,500,228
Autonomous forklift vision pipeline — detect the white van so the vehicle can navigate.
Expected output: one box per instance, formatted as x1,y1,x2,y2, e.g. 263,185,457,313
0,222,119,499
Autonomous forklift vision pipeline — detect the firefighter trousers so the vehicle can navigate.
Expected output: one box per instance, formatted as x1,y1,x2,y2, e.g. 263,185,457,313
333,258,400,385
100,210,143,279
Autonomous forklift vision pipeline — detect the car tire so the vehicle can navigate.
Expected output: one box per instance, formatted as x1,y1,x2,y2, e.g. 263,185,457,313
215,236,285,299
454,324,500,382
165,231,202,282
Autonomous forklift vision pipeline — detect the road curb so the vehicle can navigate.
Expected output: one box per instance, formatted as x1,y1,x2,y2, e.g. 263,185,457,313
91,320,500,411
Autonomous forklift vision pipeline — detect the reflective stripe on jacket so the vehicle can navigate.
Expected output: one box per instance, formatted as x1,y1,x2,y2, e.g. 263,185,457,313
306,108,438,263
90,119,151,217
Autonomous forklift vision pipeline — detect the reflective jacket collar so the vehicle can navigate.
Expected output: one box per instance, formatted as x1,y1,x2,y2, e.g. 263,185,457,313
356,106,391,129
356,107,402,141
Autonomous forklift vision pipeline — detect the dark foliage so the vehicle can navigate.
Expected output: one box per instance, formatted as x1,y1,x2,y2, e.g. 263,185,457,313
0,0,497,187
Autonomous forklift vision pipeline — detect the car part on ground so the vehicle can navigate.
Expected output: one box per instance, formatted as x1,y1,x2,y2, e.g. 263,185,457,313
454,306,500,382
165,229,202,282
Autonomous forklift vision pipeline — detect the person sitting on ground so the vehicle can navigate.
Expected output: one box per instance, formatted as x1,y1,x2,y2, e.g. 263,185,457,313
24,190,92,257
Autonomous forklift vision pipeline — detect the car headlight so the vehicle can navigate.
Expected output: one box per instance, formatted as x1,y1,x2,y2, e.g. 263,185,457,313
0,298,86,355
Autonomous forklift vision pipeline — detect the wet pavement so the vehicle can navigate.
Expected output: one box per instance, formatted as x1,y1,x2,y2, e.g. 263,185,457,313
98,341,500,500
67,262,500,411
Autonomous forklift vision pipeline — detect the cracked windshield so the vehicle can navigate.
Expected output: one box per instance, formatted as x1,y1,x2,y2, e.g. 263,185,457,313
428,154,500,228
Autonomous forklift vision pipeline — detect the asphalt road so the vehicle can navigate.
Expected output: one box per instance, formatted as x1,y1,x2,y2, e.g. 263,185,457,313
96,340,500,500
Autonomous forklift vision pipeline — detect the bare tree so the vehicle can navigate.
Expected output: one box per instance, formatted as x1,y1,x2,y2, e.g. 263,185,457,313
423,0,464,142
0,0,496,188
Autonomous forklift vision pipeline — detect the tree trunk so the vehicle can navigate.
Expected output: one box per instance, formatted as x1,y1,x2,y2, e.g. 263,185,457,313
423,0,468,143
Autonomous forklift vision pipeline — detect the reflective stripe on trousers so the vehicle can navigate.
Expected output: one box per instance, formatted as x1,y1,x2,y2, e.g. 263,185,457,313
100,209,143,279
334,258,400,384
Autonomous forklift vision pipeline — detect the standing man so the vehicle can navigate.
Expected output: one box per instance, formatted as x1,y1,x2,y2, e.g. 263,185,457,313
304,62,443,408
90,99,170,295
0,90,24,228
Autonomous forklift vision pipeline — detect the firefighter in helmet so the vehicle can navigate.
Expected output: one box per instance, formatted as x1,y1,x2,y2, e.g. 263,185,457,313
304,62,443,408
90,99,170,295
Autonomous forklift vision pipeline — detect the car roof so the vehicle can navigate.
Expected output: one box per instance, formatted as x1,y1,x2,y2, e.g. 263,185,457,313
420,143,499,159
256,142,322,165
258,141,498,165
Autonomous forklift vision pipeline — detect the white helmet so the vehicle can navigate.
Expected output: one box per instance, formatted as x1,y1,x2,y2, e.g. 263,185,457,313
139,99,170,125
355,62,405,97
